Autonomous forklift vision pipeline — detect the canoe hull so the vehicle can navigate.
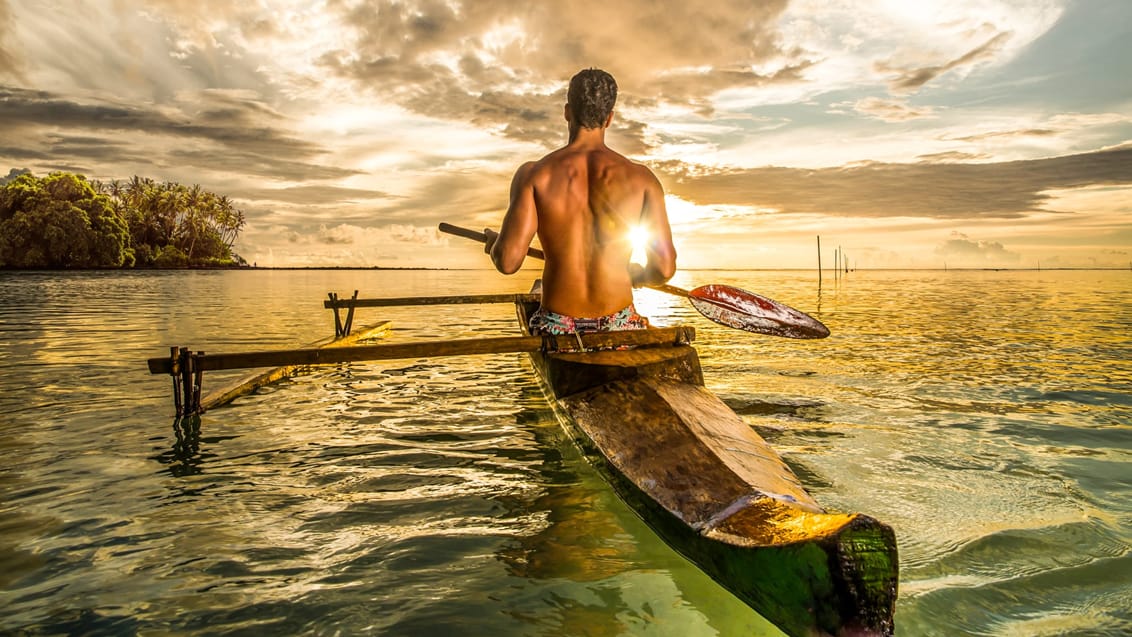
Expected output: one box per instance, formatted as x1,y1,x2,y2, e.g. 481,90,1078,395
517,300,897,636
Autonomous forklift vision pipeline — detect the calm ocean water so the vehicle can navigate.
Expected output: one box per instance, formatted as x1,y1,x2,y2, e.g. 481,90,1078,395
0,268,1129,636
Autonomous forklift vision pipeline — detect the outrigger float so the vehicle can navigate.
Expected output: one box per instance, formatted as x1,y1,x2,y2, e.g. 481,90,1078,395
147,237,897,637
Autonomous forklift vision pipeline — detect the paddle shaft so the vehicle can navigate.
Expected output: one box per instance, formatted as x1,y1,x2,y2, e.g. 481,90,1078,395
437,223,691,297
439,222,546,259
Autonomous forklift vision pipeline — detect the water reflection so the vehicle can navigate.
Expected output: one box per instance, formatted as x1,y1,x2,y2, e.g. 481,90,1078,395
152,415,241,478
167,415,203,476
489,380,622,566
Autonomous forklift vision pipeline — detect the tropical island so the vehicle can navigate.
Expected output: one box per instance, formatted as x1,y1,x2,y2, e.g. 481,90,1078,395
0,169,246,269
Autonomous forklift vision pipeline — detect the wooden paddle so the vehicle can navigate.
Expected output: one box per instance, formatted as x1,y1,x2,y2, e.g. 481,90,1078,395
438,222,830,339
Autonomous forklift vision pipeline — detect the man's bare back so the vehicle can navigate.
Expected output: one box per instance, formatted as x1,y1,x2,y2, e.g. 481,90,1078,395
487,69,676,320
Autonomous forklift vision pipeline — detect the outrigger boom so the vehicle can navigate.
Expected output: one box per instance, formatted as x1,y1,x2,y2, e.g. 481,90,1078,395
149,292,694,416
149,326,694,375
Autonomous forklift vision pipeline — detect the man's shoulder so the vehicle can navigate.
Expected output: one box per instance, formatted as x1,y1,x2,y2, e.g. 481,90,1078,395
601,149,657,180
511,159,541,184
617,154,661,186
523,150,573,181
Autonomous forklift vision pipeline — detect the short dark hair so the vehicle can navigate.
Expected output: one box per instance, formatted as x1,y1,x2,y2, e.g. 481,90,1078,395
567,68,617,129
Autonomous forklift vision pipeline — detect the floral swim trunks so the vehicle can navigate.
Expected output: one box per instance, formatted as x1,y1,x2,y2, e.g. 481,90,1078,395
528,304,649,335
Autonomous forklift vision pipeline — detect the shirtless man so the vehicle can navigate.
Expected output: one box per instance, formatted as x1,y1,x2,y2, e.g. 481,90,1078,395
484,68,677,335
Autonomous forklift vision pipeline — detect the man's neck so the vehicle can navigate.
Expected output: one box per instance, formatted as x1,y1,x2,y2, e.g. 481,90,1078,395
567,125,607,147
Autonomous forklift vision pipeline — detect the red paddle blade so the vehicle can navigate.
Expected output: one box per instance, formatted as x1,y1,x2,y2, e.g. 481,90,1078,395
688,284,830,339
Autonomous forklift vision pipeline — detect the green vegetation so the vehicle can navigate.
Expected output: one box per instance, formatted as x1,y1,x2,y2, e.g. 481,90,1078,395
0,171,246,269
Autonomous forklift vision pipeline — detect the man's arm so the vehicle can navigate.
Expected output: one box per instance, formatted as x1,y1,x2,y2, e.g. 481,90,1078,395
489,161,539,274
631,169,676,286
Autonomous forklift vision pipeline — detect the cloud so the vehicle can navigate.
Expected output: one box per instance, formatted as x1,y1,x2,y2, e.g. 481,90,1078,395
239,220,451,267
316,224,355,245
234,184,394,205
313,0,803,149
935,232,1021,264
946,128,1058,142
389,223,445,245
0,0,21,80
0,166,29,184
851,97,936,122
0,146,50,161
876,31,1012,94
660,146,1132,219
323,0,795,92
915,151,991,163
302,222,441,249
286,223,447,249
0,87,317,155
373,167,511,226
0,86,357,181
166,149,359,182
933,114,1132,148
4,132,155,168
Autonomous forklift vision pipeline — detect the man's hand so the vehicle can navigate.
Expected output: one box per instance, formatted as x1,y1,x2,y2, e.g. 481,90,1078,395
483,228,499,255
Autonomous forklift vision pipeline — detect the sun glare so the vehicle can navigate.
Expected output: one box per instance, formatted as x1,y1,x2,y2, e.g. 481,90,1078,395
629,225,650,264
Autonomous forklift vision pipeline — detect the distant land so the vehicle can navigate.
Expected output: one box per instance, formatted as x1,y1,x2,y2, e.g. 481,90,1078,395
0,171,246,270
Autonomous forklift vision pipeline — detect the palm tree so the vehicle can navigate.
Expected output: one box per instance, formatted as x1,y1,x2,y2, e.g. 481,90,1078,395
181,184,204,260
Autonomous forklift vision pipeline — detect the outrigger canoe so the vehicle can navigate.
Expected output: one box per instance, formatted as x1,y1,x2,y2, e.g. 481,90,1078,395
147,284,898,636
514,297,898,637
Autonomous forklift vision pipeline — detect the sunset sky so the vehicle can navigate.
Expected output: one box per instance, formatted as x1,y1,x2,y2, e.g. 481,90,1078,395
2,0,1130,269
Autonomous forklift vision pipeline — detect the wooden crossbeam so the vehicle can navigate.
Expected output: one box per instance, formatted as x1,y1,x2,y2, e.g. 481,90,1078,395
324,293,541,309
148,326,695,376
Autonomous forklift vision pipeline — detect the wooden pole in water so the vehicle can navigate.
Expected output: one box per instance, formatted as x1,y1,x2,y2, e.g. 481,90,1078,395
170,346,182,416
179,347,194,415
817,236,822,287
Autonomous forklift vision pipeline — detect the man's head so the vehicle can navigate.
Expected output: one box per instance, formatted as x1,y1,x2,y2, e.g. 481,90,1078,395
566,68,617,129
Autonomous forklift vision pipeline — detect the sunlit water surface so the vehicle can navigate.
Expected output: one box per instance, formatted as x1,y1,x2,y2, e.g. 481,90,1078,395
1,269,1129,636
